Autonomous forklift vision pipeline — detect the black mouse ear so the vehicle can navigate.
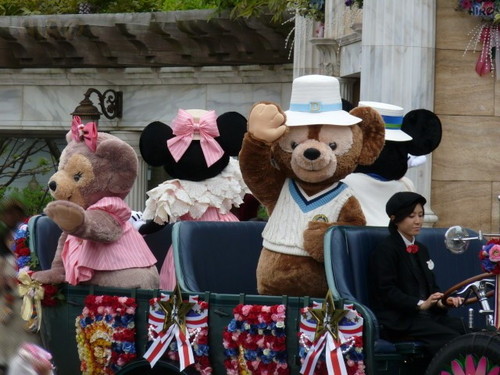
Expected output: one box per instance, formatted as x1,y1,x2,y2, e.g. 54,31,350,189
139,121,173,166
401,109,442,156
342,98,355,112
216,112,247,156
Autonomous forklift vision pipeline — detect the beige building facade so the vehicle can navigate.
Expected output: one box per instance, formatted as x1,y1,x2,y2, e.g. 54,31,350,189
434,1,500,233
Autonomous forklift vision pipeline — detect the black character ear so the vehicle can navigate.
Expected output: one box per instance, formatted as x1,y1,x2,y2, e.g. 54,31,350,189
216,112,247,156
139,121,173,166
342,98,355,112
401,109,442,156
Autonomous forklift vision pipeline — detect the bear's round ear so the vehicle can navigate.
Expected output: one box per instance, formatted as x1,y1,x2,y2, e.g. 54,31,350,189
139,121,173,166
216,112,247,156
96,137,138,197
401,109,442,156
349,106,386,166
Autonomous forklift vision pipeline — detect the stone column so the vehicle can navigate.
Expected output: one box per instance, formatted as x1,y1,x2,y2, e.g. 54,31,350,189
359,0,438,225
110,130,147,212
293,15,323,78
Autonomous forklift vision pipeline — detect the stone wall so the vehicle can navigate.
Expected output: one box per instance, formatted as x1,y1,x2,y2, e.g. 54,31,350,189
434,0,500,232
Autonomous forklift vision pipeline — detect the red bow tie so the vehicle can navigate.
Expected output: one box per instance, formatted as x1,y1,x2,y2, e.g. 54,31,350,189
406,244,419,254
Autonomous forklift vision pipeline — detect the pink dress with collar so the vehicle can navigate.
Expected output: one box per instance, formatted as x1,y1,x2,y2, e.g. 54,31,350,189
61,197,157,285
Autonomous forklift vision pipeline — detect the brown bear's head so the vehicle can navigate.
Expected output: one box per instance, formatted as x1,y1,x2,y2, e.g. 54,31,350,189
48,131,138,209
271,105,385,194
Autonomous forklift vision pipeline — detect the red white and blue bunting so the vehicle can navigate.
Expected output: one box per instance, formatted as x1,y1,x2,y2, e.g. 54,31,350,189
299,293,364,375
144,288,211,373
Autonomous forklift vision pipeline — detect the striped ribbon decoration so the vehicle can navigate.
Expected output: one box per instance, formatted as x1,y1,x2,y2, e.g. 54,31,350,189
299,303,363,375
144,294,208,369
300,331,348,375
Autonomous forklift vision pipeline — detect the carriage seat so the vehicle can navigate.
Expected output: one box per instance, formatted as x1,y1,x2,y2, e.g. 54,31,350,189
324,225,485,375
172,221,266,294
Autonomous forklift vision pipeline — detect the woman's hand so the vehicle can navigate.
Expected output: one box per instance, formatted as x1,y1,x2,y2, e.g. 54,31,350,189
437,296,464,308
419,292,444,310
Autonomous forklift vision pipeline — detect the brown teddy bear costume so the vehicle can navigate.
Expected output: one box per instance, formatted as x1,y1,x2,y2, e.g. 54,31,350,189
33,117,159,289
239,75,385,297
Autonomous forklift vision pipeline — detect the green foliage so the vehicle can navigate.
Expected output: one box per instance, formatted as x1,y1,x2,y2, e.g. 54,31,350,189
257,204,269,220
0,185,53,216
201,0,324,22
0,0,220,15
85,0,161,13
0,0,323,20
158,0,217,12
0,0,79,15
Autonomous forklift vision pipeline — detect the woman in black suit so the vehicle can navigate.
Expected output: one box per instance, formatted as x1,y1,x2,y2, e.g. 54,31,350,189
369,192,466,355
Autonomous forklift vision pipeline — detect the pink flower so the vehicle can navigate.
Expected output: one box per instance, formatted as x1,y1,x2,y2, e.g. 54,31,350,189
489,244,500,262
126,307,136,315
461,0,473,10
118,296,129,304
117,357,126,366
256,337,265,347
104,306,114,315
483,1,495,16
242,305,253,316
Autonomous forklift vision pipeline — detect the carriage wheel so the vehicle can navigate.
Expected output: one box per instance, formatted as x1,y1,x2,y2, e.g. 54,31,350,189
425,331,500,375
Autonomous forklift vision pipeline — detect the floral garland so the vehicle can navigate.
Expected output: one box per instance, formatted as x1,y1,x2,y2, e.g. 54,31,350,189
75,295,137,375
479,238,500,274
458,0,500,20
223,304,289,375
298,303,365,375
13,219,64,307
146,294,212,374
13,220,36,269
457,0,500,75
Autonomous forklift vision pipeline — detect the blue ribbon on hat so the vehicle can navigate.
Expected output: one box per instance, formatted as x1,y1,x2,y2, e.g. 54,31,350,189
289,102,342,113
382,114,404,130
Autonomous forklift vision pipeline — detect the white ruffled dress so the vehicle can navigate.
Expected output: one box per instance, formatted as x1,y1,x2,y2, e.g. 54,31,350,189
142,158,250,290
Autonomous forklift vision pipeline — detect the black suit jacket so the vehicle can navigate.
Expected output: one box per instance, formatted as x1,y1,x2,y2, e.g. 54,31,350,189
368,231,444,331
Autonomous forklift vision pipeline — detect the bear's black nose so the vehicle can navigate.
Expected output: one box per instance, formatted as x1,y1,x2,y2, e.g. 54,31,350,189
48,181,57,191
303,148,321,160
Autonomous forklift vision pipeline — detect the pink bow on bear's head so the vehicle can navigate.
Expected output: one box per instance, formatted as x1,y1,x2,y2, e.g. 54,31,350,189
166,109,224,167
71,116,97,152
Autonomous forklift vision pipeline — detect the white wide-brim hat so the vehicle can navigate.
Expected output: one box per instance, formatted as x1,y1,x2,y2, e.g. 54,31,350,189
285,75,362,126
358,101,412,142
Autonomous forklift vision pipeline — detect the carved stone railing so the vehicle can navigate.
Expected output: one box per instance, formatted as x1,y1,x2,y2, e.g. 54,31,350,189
0,10,293,68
